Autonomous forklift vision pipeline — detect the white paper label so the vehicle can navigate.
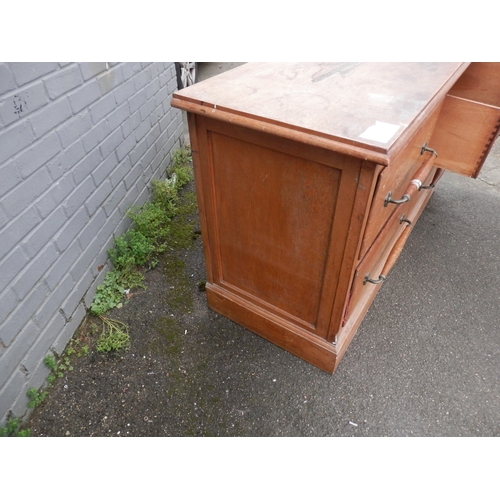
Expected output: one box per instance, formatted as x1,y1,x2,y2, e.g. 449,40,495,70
359,121,400,143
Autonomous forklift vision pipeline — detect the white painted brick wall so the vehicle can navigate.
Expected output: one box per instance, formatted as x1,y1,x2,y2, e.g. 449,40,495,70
0,62,184,424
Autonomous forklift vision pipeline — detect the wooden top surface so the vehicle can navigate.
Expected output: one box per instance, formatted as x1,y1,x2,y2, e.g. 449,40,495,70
172,62,468,159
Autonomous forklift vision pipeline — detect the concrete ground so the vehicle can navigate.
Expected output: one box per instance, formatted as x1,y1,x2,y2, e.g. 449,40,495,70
180,63,500,436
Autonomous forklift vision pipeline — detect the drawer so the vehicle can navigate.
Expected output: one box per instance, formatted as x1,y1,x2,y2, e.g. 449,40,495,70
359,105,442,258
430,63,500,178
342,163,441,328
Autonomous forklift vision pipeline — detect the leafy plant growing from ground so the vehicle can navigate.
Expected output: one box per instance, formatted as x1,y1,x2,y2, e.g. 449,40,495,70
96,317,130,353
0,418,30,437
91,148,193,314
27,388,48,408
88,147,194,352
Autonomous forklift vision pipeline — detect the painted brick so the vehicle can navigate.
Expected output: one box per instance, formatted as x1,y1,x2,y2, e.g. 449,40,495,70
1,165,53,218
0,320,40,388
46,171,75,205
68,80,102,114
113,77,136,106
145,78,160,100
121,110,141,139
0,208,41,261
2,168,52,217
154,84,170,110
12,242,59,300
9,62,58,86
128,87,147,114
21,206,67,258
28,98,72,139
52,303,86,355
135,117,150,143
120,62,142,82
149,63,162,79
96,210,123,247
1,281,49,346
129,137,149,166
46,141,86,181
107,100,131,133
89,91,117,124
77,207,107,250
34,193,58,219
80,62,107,81
115,130,136,162
97,66,124,95
139,141,157,171
43,63,83,99
149,100,163,126
0,204,7,228
59,281,84,321
133,67,152,92
0,370,26,424
167,75,178,95
0,80,49,127
0,62,183,424
33,274,74,332
23,315,64,375
43,239,81,292
139,96,156,123
0,287,20,325
0,118,35,165
56,110,93,149
62,176,95,217
0,160,22,198
102,181,127,217
146,123,161,149
0,63,16,94
117,184,139,217
11,131,61,179
83,263,110,308
54,206,89,252
91,152,117,186
70,236,101,283
99,127,123,159
109,157,131,188
71,147,102,185
124,161,144,191
81,119,111,153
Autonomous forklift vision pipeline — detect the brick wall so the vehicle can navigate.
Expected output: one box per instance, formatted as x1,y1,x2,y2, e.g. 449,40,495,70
0,62,184,424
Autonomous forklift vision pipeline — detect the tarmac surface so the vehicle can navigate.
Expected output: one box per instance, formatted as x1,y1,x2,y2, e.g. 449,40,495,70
182,63,500,436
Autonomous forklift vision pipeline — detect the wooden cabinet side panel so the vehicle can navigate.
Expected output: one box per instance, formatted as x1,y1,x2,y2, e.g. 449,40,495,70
192,116,369,341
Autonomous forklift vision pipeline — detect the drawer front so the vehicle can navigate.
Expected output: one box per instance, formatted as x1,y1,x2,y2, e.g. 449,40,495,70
359,106,442,258
431,94,500,178
342,164,440,328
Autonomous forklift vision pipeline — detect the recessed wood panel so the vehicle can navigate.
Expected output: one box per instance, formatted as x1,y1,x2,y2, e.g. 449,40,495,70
209,132,340,328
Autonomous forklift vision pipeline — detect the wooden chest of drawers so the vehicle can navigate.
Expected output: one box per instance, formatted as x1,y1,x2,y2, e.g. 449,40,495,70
171,62,500,372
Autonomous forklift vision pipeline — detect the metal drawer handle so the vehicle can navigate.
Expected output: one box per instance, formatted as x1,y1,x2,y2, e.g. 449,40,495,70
363,273,386,285
421,142,438,157
400,215,412,225
363,225,411,286
384,192,410,207
419,168,443,190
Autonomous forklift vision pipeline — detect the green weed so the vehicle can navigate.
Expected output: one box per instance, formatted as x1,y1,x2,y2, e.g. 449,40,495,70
89,146,193,317
90,269,145,316
27,388,48,408
96,317,130,353
0,418,30,437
